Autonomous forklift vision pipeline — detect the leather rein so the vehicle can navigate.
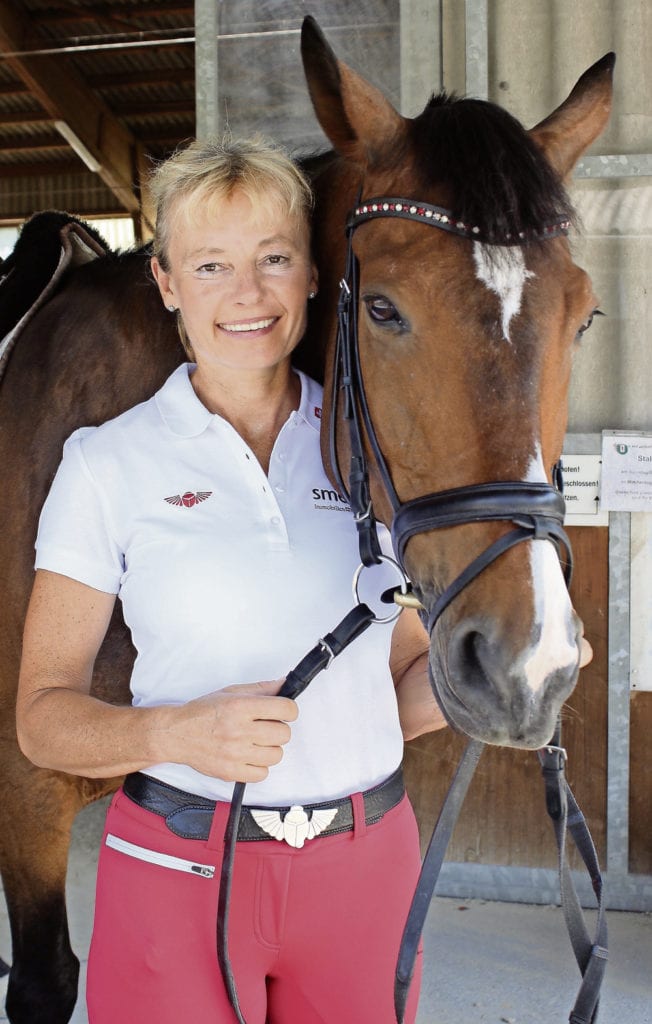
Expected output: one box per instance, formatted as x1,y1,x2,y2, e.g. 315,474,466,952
216,196,607,1024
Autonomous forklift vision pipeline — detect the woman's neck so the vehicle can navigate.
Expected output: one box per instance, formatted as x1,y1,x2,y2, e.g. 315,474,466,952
190,363,301,473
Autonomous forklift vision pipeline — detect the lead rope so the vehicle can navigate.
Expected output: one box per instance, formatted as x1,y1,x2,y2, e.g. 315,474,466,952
394,738,485,1020
538,726,608,1023
216,602,377,1024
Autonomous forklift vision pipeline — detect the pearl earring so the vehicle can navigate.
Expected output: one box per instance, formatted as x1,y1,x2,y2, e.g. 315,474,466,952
167,304,177,312
308,291,317,299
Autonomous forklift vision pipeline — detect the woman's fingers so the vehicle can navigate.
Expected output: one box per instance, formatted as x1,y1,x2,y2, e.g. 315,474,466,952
579,637,593,668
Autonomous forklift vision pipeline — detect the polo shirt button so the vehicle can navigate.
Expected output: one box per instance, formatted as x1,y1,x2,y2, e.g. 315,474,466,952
270,516,281,525
275,485,285,493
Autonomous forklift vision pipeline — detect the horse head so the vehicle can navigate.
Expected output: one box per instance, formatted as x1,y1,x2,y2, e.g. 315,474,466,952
301,17,614,748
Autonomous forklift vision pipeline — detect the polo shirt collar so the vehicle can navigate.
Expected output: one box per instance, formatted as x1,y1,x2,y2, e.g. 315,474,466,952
155,363,323,438
294,370,322,433
155,363,213,438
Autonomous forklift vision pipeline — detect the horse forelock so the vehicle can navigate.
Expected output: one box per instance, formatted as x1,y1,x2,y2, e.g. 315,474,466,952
407,94,576,243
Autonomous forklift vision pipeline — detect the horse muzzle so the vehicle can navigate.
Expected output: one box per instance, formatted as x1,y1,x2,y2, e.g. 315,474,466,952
427,611,582,748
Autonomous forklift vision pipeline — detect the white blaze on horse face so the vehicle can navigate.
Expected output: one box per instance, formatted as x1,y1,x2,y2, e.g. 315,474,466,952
472,243,535,342
522,449,578,693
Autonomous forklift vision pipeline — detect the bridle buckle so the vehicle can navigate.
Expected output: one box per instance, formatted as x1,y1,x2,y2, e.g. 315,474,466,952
318,638,336,668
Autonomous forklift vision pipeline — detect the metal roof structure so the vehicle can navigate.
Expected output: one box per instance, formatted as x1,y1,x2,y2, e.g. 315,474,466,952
0,1,399,235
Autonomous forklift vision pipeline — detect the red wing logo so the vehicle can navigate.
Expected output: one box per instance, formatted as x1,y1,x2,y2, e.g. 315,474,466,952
164,490,213,508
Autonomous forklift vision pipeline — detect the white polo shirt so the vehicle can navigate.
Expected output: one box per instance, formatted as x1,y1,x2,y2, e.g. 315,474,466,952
35,363,404,805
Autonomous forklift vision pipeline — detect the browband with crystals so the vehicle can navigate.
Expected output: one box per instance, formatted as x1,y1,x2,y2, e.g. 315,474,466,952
347,196,571,245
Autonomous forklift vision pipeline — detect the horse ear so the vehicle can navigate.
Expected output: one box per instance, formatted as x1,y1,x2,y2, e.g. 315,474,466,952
529,52,615,180
301,15,406,166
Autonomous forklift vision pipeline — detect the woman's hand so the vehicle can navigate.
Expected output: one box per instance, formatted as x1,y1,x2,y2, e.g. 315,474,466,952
579,636,593,668
161,680,298,783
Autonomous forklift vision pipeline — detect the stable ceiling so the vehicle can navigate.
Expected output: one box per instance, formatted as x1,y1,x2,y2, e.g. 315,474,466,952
0,1,399,235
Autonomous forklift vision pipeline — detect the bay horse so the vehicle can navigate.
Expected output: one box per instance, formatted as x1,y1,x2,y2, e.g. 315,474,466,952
0,17,613,1023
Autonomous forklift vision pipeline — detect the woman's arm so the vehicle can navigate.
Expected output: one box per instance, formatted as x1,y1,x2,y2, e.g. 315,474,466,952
389,608,447,741
17,569,298,783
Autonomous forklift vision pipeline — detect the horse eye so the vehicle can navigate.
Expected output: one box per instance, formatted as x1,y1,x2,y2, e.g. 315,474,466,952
363,294,405,327
576,308,604,340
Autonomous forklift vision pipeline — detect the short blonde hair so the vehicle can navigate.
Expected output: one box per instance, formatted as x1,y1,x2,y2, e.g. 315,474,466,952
150,135,314,272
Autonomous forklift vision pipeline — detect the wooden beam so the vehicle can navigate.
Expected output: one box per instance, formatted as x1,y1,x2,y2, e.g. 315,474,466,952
0,80,30,97
0,100,192,123
120,100,195,117
0,131,65,151
0,107,50,124
89,67,195,89
37,2,193,25
132,146,155,243
0,159,89,177
0,1,152,227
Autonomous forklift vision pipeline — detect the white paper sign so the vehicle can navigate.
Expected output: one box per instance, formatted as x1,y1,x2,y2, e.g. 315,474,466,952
562,454,608,526
600,431,652,512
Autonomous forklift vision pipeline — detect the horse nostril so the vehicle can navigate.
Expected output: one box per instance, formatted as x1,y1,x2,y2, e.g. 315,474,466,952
453,626,494,690
460,628,480,665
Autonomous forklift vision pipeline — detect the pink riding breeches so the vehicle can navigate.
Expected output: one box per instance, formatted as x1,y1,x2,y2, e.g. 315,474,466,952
87,785,423,1023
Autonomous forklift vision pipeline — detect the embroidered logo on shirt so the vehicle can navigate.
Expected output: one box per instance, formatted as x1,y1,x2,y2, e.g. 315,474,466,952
314,406,322,419
164,491,213,508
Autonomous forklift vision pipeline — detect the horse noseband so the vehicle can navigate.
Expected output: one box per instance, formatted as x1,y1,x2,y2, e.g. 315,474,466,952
332,194,573,628
391,481,571,635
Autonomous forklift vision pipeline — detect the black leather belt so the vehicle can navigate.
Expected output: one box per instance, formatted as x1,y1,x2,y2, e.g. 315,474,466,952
122,767,405,844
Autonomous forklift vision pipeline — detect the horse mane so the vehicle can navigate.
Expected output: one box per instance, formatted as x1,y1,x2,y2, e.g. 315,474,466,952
406,93,575,242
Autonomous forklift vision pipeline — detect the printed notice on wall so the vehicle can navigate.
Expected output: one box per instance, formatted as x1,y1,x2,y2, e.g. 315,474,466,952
600,431,652,511
561,454,608,526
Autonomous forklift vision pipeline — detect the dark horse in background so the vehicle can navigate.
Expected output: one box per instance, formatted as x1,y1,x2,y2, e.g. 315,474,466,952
0,18,613,1023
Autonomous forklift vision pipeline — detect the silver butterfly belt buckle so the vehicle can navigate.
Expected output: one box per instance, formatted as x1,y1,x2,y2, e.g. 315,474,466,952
250,804,338,848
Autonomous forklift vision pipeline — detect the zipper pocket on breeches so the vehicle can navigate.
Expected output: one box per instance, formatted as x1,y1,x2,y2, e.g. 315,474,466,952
105,832,215,878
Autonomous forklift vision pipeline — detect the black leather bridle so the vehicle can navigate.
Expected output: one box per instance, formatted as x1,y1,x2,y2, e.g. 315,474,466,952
330,195,574,625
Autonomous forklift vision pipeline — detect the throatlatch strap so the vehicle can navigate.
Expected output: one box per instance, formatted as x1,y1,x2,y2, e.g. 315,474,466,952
217,603,377,1024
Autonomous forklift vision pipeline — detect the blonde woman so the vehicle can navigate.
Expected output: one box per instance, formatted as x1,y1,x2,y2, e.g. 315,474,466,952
17,137,445,1023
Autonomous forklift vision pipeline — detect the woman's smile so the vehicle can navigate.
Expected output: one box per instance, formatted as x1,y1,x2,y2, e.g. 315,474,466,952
217,316,278,334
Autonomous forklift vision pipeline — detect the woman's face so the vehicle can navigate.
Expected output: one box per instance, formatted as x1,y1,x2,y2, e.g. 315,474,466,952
151,189,317,379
